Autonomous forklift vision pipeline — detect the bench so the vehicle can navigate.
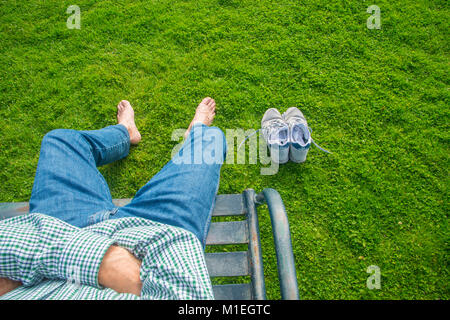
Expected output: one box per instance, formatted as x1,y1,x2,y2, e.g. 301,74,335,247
0,188,299,300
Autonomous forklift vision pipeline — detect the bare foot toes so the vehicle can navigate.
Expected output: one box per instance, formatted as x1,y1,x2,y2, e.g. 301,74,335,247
117,100,141,145
184,97,216,139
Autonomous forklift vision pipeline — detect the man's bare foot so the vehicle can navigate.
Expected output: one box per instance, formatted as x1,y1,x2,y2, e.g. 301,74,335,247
184,97,216,139
117,100,141,145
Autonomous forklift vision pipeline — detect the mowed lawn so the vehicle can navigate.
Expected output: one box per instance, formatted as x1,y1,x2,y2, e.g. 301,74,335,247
0,0,448,299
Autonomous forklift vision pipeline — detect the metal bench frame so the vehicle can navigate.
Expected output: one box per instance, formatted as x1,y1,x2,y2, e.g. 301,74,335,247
0,188,299,300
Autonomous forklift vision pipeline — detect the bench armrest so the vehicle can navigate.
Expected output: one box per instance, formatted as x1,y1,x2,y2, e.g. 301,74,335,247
256,188,300,300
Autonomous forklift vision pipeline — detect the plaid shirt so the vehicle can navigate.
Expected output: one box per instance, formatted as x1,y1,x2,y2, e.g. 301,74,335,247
0,213,214,300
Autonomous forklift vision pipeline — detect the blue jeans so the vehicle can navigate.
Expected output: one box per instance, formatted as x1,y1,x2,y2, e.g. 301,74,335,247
29,123,226,246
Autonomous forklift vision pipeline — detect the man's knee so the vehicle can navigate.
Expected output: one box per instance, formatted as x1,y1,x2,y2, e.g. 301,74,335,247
42,129,80,147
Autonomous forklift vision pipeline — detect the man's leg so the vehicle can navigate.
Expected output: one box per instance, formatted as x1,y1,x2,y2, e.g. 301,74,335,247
30,100,141,228
115,98,224,246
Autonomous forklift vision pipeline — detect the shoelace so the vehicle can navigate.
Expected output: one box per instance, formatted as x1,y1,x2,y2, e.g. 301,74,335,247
307,127,332,154
237,129,260,150
238,125,332,154
284,112,332,154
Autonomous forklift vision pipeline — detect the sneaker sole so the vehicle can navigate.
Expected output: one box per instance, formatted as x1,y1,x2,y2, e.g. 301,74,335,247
289,145,309,163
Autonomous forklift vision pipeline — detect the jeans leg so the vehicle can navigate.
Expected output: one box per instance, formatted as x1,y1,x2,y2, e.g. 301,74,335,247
115,124,227,246
29,124,130,228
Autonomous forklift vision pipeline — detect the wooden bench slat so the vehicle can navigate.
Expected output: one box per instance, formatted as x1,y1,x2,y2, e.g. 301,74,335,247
212,194,246,216
0,203,29,221
213,283,252,300
112,199,132,207
1,194,246,220
112,195,246,217
206,221,249,245
205,251,249,277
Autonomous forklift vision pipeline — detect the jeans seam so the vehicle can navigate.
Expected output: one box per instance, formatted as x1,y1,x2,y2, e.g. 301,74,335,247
93,140,128,156
87,207,117,226
87,125,130,154
79,134,112,197
201,177,220,247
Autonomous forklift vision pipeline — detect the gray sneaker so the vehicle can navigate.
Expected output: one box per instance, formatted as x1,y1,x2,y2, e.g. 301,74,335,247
283,107,311,163
261,108,290,164
283,107,332,163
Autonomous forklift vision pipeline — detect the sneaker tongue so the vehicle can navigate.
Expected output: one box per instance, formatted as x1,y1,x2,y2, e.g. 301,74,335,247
291,123,310,146
268,126,288,145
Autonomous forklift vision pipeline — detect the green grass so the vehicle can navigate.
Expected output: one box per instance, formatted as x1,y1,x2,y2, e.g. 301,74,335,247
0,0,448,299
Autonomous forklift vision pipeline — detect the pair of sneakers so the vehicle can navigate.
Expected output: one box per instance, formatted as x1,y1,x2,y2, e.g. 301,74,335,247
261,107,331,164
